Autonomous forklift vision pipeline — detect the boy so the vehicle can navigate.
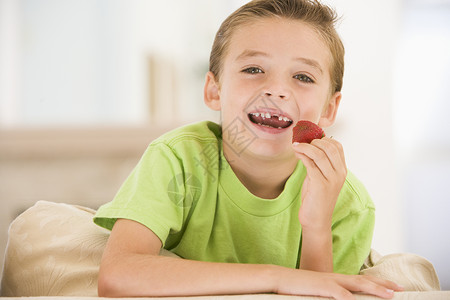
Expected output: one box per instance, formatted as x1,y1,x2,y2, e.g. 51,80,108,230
94,0,402,298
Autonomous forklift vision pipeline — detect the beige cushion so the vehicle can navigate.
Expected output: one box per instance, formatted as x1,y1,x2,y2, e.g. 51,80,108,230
1,201,441,297
1,201,178,297
1,201,109,296
361,249,441,291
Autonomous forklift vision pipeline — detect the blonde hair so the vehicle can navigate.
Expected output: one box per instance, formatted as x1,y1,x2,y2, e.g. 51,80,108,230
209,0,345,93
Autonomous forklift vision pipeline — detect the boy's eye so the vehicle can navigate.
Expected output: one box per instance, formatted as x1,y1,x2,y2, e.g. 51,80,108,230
242,67,264,74
294,74,314,83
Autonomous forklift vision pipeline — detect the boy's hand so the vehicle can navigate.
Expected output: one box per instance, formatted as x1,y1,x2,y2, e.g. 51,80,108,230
292,137,347,231
274,268,403,300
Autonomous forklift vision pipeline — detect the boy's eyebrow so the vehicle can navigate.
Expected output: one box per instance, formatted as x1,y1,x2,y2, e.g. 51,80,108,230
236,49,323,74
235,49,269,61
295,57,323,74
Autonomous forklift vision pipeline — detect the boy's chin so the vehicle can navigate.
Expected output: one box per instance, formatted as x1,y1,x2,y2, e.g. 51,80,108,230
244,140,293,161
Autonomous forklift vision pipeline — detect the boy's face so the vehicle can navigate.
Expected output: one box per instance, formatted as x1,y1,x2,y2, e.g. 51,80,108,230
204,17,341,162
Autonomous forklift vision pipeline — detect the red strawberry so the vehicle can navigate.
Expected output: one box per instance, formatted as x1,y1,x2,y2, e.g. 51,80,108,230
292,120,325,144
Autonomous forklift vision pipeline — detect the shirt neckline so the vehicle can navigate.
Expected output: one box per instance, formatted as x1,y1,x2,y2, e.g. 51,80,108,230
219,151,305,217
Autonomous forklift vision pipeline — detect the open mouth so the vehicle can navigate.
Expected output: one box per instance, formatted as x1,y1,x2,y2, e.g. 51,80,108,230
248,112,293,129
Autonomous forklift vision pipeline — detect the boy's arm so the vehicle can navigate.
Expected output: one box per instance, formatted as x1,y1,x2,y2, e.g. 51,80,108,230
98,218,402,298
293,138,347,272
300,224,333,272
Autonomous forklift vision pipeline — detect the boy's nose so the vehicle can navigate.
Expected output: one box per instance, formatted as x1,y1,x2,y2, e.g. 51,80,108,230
264,76,290,100
265,92,287,100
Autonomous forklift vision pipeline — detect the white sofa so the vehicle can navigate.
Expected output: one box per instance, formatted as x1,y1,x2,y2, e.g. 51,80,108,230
1,201,448,300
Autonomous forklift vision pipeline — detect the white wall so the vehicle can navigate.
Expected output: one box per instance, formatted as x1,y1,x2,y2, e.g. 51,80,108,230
0,0,21,126
393,3,450,289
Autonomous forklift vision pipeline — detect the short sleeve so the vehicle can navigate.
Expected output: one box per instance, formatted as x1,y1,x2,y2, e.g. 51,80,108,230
94,143,186,246
332,207,375,274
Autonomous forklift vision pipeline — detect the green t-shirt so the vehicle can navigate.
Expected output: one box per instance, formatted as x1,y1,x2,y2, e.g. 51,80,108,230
94,121,375,274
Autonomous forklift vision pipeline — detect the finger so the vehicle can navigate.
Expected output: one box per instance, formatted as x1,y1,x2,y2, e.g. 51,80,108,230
312,138,345,166
293,284,356,300
295,152,326,180
327,138,346,168
328,285,355,300
362,275,404,292
337,275,396,299
293,274,356,300
294,142,336,181
311,138,346,174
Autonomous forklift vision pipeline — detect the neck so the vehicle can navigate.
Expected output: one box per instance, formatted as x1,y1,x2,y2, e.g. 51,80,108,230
223,146,298,199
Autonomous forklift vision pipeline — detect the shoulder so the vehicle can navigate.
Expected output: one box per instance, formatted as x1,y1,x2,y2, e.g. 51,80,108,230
140,121,223,174
152,121,222,147
334,170,375,220
343,171,375,209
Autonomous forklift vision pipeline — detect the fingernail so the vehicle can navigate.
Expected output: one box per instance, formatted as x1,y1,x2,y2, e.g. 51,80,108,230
386,289,394,294
293,142,300,146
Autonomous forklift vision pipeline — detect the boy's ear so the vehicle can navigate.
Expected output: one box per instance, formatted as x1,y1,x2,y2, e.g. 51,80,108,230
318,91,342,128
204,71,221,111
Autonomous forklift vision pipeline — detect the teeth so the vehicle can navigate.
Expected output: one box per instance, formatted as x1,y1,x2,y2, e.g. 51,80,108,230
251,112,292,123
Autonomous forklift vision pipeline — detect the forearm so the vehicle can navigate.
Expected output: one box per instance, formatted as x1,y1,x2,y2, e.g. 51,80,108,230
299,227,333,272
98,252,279,297
98,249,403,299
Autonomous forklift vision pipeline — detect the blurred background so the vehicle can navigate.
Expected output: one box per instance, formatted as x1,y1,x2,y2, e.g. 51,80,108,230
0,0,449,289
